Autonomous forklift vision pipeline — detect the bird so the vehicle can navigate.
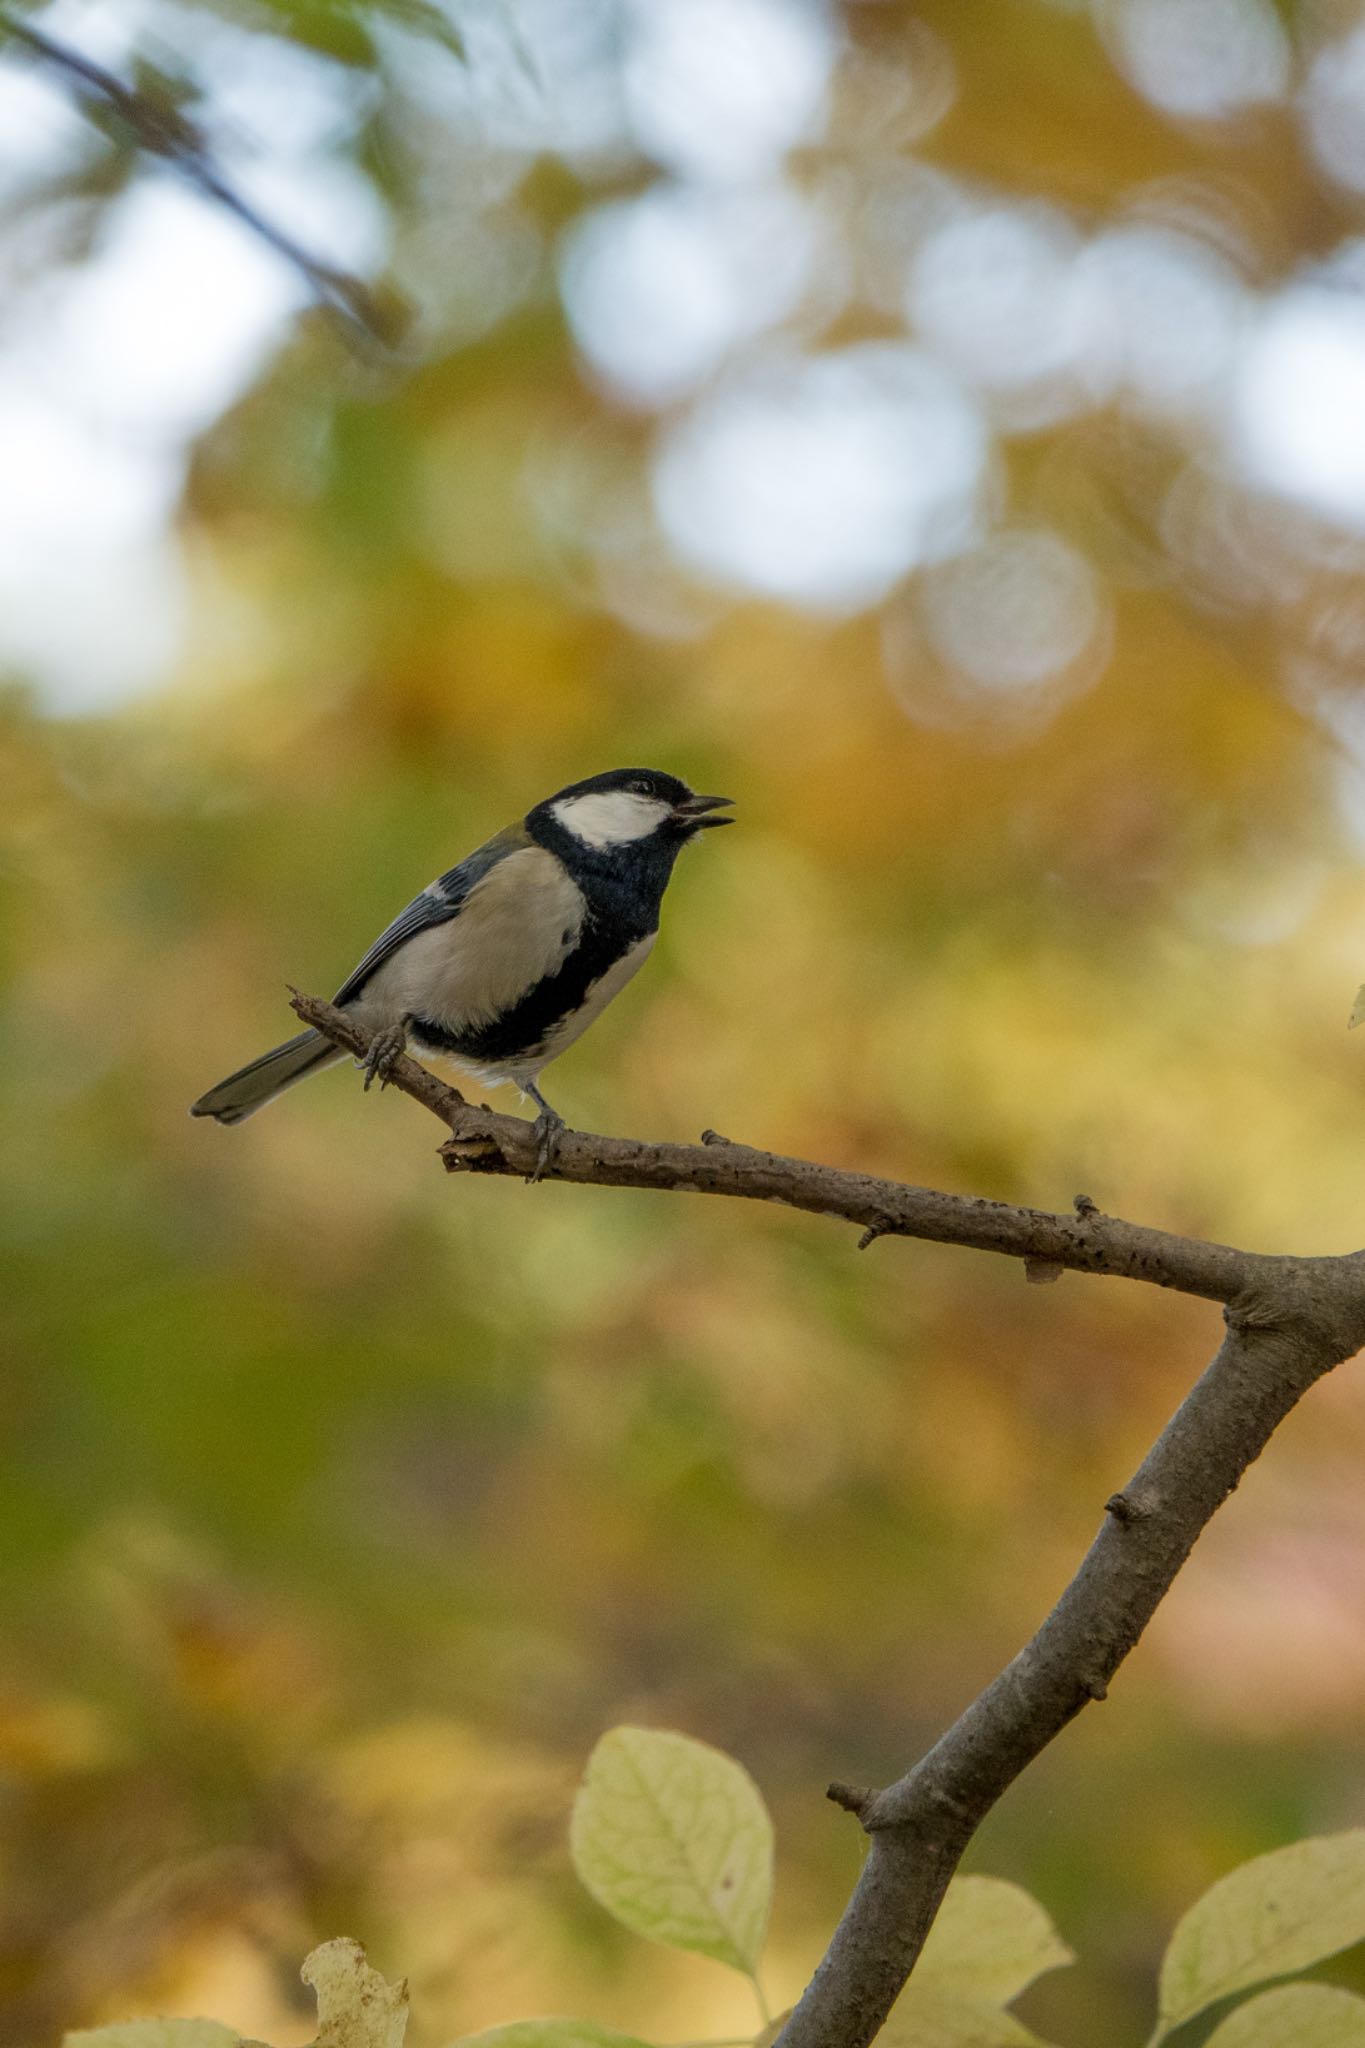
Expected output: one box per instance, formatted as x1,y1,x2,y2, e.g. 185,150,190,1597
189,767,733,1175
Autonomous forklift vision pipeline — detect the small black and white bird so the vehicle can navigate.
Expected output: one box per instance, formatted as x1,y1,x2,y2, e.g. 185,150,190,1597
190,767,733,1171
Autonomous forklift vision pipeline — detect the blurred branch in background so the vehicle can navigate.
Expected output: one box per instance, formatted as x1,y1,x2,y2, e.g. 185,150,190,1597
0,8,405,348
290,991,1365,2048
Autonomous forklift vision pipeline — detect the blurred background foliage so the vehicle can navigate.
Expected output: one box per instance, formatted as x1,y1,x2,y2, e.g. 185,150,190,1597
5,0,1365,2042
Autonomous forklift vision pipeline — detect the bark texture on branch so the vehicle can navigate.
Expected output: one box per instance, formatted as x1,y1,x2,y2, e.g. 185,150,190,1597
292,992,1269,1301
287,990,1365,2048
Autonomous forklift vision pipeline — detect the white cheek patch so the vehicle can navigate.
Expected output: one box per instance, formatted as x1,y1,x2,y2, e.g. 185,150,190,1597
552,790,672,848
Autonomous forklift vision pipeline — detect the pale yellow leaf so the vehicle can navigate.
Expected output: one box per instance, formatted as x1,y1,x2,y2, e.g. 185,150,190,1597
881,1985,1056,2047
1159,1832,1365,2037
449,2023,656,2048
1205,1985,1365,2048
916,1876,1074,2006
65,2026,238,2048
570,1726,773,1973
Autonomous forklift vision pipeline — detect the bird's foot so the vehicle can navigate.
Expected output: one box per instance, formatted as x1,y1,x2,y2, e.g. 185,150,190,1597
362,1022,408,1091
528,1104,565,1183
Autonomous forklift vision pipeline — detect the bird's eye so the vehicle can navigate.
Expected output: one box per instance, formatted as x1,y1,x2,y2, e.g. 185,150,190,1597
628,779,651,795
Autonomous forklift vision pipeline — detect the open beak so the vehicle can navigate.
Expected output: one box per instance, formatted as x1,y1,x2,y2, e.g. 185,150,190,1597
674,793,734,829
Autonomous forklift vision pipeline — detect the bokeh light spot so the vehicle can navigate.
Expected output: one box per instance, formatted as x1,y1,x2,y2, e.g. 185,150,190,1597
906,204,1098,423
1302,27,1365,196
560,182,815,405
652,345,987,610
1080,223,1249,415
623,0,833,183
920,529,1107,694
1233,280,1365,530
1103,0,1290,120
828,26,957,152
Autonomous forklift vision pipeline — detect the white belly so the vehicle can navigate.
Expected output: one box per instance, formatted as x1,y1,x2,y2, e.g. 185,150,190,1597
347,847,657,1097
351,847,585,1032
537,931,656,1063
448,931,657,1090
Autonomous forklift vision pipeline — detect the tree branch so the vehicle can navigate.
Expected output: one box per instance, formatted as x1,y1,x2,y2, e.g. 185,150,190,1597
288,990,1365,2048
292,991,1270,1302
783,1293,1365,2048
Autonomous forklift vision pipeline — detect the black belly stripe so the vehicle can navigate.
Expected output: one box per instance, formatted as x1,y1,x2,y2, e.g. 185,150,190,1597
409,912,652,1067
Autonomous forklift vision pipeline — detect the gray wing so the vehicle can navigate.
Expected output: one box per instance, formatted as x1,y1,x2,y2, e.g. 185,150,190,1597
332,822,529,1008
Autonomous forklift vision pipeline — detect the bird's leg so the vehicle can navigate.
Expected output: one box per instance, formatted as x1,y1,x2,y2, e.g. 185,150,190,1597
362,1014,411,1091
523,1079,565,1182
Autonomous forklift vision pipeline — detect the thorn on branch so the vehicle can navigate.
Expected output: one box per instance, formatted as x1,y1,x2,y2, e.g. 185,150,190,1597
701,1129,770,1155
1224,1294,1284,1333
857,1219,893,1251
1074,1193,1100,1218
1105,1489,1150,1525
826,1781,874,1819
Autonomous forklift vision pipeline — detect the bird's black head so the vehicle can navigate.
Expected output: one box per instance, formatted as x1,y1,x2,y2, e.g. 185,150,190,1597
528,768,733,852
526,769,733,923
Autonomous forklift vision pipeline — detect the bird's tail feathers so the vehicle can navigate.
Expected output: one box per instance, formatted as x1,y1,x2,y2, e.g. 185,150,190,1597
190,1028,343,1125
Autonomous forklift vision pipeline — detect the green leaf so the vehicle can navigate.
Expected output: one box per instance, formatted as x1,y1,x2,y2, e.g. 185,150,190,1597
881,1986,1057,2047
65,2029,239,2048
1205,1985,1365,2048
254,0,378,65
570,1726,774,1973
1158,1832,1365,2038
372,0,467,60
303,1938,409,2048
915,1877,1075,2006
450,2025,656,2048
